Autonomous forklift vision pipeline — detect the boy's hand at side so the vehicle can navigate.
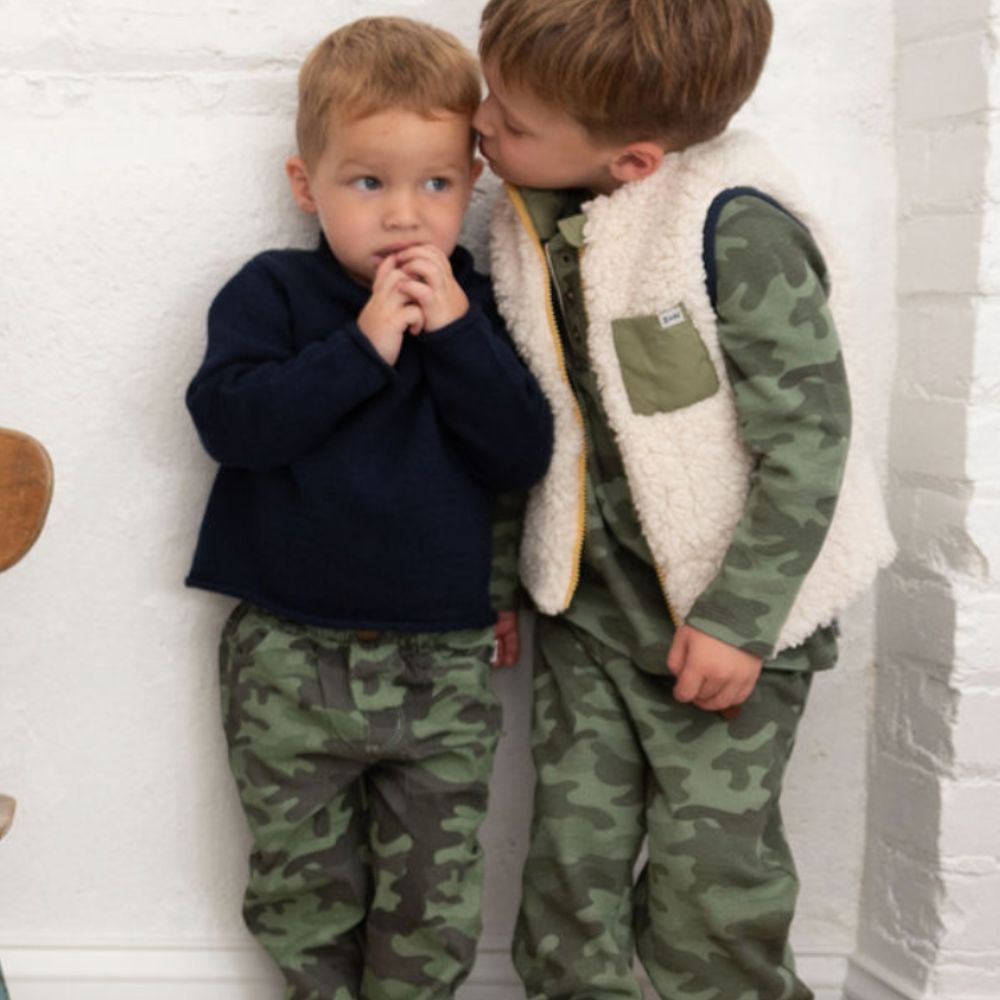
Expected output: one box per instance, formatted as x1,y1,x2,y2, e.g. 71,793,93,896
357,254,424,365
493,609,520,668
667,624,763,713
396,245,470,332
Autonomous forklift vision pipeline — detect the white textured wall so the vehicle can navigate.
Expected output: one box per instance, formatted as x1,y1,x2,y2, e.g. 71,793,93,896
848,3,1000,999
0,2,896,996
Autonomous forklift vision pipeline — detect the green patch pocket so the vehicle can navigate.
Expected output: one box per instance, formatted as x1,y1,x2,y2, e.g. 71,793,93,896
611,307,720,415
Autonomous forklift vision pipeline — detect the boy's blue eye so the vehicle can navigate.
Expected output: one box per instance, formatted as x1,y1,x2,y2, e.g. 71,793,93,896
425,177,451,192
352,176,381,191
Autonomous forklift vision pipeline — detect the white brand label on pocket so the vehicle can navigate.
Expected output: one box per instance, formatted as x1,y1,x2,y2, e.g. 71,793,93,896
657,306,685,330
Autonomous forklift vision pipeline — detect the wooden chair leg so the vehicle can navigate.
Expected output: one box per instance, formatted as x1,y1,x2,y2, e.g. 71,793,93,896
0,795,15,841
0,428,54,573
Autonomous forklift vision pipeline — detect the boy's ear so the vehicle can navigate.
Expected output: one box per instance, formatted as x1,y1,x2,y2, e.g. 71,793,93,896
470,157,485,185
286,155,318,214
608,141,665,185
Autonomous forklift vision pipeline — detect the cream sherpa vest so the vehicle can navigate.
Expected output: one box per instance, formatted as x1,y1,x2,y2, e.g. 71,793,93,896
490,130,896,653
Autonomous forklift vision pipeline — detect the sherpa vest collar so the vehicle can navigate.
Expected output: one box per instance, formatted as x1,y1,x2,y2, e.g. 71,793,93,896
489,130,895,653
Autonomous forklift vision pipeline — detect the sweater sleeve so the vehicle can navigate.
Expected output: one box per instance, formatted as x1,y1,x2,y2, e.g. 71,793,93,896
685,194,851,659
417,293,553,493
186,257,393,470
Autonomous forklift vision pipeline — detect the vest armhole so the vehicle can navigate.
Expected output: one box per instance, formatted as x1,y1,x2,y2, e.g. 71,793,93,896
702,186,809,310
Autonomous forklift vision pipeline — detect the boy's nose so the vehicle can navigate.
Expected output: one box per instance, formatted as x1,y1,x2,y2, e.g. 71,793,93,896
385,190,419,229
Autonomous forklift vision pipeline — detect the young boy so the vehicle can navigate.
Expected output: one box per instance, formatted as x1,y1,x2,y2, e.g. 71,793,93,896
474,2,895,998
185,17,551,1000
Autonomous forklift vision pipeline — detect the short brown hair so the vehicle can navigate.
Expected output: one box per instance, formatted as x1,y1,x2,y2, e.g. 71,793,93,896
297,17,482,167
479,0,772,148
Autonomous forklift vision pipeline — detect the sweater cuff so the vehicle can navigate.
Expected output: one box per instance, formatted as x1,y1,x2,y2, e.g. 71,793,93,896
418,305,481,348
344,322,402,379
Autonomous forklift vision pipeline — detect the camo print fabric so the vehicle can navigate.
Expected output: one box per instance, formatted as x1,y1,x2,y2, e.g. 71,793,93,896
513,615,814,1000
496,188,845,673
489,491,527,610
218,603,500,1000
684,194,850,658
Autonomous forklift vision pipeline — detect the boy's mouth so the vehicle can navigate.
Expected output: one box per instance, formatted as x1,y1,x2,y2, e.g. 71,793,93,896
374,242,422,261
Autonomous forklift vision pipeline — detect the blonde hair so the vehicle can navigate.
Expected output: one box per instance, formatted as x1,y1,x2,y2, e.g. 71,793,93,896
479,0,772,148
297,16,482,166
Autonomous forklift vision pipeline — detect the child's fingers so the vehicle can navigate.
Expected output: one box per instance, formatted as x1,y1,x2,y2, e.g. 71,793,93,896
492,610,520,667
671,663,705,704
401,304,424,335
499,625,520,666
666,627,689,676
371,253,400,289
694,682,741,712
398,279,433,306
399,257,447,290
396,243,449,268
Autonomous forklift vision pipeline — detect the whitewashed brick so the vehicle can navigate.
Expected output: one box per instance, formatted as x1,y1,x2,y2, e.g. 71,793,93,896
952,691,1000,770
975,207,1000,294
898,33,991,123
888,480,971,555
888,394,971,479
940,781,1000,856
856,839,941,969
953,587,1000,686
938,871,1000,950
879,567,958,667
969,297,1000,400
966,406,1000,483
899,213,983,295
897,0,991,45
900,124,988,214
963,492,1000,576
930,953,1000,999
895,299,975,399
868,752,943,855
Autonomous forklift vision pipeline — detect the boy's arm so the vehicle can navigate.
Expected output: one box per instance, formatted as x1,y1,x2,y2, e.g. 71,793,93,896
187,258,394,470
670,195,850,709
418,287,553,493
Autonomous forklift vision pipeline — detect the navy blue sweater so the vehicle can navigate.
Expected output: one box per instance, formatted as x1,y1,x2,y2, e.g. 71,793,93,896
186,237,552,630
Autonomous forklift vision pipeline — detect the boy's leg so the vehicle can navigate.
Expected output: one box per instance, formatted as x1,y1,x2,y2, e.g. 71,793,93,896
359,628,501,1000
631,668,814,1000
220,605,372,1000
513,616,648,1000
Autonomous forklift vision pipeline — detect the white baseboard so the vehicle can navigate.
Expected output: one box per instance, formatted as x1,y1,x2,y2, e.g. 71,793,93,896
0,942,849,1000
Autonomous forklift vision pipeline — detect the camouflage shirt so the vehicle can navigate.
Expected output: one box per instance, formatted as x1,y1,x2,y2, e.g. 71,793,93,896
494,187,848,674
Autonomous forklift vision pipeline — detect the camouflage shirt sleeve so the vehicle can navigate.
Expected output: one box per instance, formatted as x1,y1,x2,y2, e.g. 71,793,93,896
685,194,851,659
489,490,527,610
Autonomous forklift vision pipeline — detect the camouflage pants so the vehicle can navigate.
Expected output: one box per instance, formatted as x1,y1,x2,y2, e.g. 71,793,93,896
219,604,501,1000
513,615,813,1000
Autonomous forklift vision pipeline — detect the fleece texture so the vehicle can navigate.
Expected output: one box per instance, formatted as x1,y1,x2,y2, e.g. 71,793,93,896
490,130,895,652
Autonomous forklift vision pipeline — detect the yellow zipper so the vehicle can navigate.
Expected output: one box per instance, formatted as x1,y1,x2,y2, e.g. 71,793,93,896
506,184,587,608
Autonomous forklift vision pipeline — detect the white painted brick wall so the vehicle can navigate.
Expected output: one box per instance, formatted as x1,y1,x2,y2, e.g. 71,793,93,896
853,1,1000,997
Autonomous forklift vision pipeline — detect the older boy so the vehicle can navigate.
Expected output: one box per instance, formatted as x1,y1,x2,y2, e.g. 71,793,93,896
474,1,894,998
186,17,551,1000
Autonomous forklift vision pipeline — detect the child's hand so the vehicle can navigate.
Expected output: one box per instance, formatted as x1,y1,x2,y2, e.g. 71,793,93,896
667,624,763,713
395,245,470,332
492,609,520,668
357,255,424,364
